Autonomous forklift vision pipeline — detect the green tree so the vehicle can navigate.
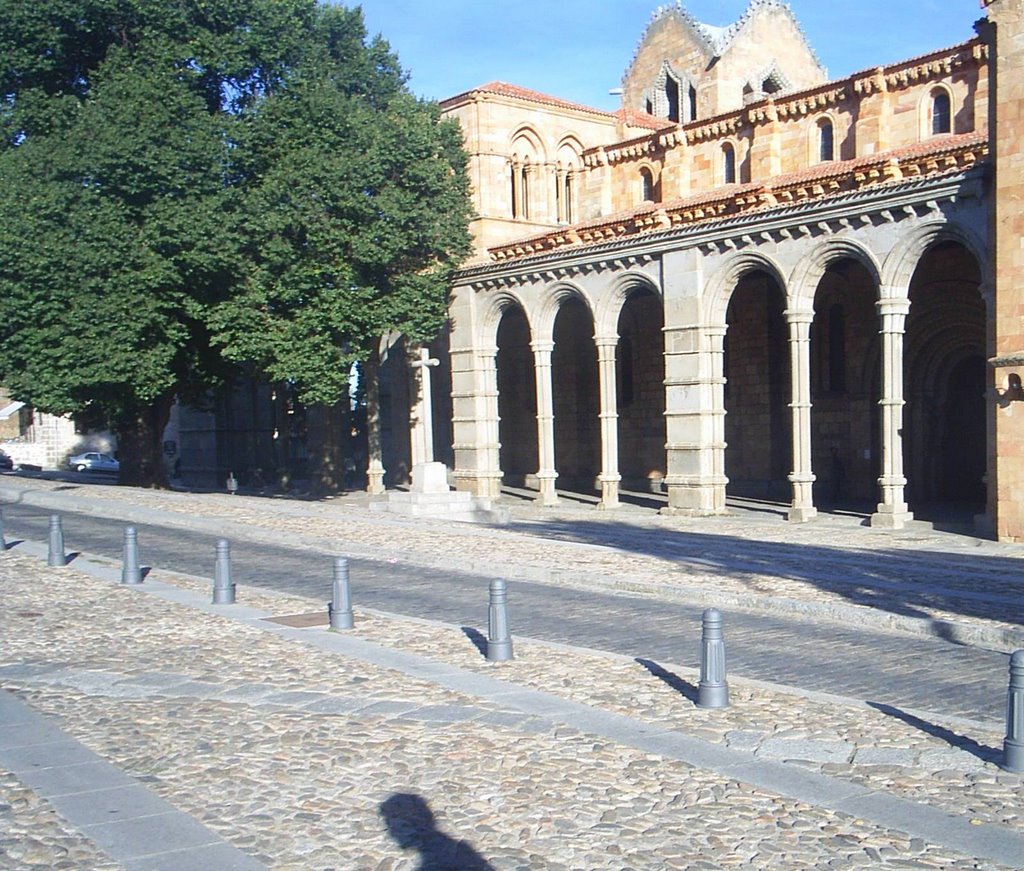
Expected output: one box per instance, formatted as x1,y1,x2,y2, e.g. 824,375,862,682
210,8,473,405
0,1,472,487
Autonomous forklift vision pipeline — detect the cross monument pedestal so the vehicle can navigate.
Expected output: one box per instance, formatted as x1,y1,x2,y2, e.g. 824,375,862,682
375,345,510,524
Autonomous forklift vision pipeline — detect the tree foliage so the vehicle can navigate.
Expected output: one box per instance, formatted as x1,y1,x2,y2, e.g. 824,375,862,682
0,0,473,483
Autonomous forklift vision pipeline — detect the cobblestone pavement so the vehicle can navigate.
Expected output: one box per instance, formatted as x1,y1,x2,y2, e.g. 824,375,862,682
2,534,1024,868
0,500,1012,722
2,477,1022,650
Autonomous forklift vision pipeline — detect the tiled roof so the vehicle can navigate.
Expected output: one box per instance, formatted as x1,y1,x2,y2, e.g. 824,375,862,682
439,81,617,120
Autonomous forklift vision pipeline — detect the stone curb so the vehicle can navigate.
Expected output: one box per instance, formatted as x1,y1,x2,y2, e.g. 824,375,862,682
3,481,1023,653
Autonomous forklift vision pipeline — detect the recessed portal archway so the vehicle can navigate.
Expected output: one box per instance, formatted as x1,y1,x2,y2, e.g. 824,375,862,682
809,258,880,507
616,288,666,492
724,271,791,501
904,241,986,517
552,297,600,493
496,306,538,487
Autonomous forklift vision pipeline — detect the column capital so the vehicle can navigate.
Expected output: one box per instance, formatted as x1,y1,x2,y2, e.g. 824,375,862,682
530,340,555,354
876,297,911,316
594,335,620,349
782,308,815,325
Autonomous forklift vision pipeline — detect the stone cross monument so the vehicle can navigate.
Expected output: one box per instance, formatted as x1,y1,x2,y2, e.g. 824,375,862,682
409,346,449,493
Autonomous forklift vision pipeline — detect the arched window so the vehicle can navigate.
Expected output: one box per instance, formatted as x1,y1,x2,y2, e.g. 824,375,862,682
931,90,952,135
723,143,736,184
510,161,530,219
687,85,698,122
640,167,657,203
818,118,834,162
665,77,681,123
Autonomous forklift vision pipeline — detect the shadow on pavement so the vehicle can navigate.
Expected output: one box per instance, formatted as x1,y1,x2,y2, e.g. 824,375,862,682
867,701,1002,764
636,658,698,704
505,517,1024,632
380,792,496,871
461,626,488,658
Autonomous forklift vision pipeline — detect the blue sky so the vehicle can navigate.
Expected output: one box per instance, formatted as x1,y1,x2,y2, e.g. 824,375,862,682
350,1,984,110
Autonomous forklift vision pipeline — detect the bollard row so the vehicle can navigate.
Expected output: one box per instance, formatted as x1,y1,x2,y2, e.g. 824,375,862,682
28,516,1024,774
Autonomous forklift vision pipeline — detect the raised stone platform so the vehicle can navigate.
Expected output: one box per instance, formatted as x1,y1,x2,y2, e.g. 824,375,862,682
372,462,510,524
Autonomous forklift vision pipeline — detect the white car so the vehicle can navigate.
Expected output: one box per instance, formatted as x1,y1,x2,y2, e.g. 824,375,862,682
68,452,120,473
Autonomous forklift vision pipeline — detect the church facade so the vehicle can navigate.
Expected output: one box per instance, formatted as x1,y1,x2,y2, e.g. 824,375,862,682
435,0,1024,540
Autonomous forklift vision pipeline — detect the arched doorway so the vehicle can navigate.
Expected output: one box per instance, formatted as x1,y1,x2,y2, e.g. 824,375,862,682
904,240,987,518
809,258,880,508
552,297,600,494
616,288,666,493
495,306,538,488
724,271,791,501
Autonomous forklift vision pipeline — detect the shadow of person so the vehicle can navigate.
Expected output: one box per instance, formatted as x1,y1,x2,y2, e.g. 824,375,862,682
380,793,495,871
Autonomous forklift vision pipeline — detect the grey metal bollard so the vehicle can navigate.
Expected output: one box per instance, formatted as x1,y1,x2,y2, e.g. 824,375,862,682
0,506,5,550
121,526,142,585
1002,649,1024,772
47,515,66,567
697,608,729,709
328,557,354,630
212,539,235,604
486,578,513,662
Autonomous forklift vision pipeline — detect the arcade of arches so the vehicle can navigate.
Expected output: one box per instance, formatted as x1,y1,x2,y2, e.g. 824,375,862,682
451,223,991,532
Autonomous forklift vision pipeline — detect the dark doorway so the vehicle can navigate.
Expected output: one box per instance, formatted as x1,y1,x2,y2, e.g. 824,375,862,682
552,297,600,493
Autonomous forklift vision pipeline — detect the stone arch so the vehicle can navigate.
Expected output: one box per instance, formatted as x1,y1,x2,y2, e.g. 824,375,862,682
611,276,667,493
789,239,882,311
555,135,584,170
903,239,987,508
478,290,533,350
494,300,538,488
546,284,600,491
533,281,596,344
508,125,547,163
595,271,663,339
705,251,788,327
720,256,791,501
880,220,987,296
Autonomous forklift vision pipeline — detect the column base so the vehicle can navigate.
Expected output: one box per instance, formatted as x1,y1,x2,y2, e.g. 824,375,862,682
787,505,817,523
598,476,620,510
536,473,559,507
870,509,914,529
663,478,728,515
366,463,386,496
411,461,450,494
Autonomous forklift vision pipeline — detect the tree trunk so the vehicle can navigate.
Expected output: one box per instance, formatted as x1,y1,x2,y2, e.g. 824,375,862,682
116,394,174,488
307,399,347,495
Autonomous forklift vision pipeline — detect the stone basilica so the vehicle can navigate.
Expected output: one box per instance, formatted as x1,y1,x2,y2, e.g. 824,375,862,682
422,0,1024,541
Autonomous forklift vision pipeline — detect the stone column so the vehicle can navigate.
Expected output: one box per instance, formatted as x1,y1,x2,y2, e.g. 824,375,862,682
785,309,816,522
476,345,503,499
662,324,728,514
596,336,621,509
872,296,914,528
531,340,558,505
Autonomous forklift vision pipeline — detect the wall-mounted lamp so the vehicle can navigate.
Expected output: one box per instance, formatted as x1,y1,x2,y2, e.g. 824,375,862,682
995,372,1024,405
